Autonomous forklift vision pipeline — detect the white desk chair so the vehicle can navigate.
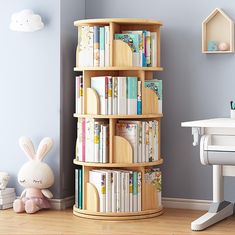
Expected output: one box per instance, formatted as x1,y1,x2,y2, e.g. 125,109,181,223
181,118,235,231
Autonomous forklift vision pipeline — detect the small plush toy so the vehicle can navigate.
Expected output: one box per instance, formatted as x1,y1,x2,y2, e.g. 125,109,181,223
208,41,218,51
13,137,54,214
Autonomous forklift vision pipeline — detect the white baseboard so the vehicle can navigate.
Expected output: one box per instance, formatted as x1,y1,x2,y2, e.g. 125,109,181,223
162,197,212,211
50,196,74,210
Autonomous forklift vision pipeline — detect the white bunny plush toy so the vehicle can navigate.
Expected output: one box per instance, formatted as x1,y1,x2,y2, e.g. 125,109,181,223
13,137,55,214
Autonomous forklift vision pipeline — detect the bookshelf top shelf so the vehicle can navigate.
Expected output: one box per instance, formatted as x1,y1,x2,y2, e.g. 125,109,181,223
74,67,164,71
74,18,163,26
73,159,163,167
73,114,163,119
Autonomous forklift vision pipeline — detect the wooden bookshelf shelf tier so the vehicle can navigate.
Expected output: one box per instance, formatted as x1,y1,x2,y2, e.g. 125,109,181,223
73,18,164,220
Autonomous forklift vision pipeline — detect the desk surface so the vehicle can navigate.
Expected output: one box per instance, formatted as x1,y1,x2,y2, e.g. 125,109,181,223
181,118,235,128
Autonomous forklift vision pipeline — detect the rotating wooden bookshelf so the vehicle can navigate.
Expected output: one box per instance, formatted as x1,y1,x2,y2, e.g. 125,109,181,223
73,18,164,220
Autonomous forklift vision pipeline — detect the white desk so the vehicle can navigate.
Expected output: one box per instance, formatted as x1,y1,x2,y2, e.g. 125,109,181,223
182,118,235,231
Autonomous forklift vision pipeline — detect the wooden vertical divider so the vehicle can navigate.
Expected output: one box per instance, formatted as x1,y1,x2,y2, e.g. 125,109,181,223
156,26,161,67
82,165,89,210
83,71,92,114
110,23,120,66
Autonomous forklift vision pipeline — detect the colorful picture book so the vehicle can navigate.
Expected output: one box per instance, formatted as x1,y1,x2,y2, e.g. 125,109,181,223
75,168,83,209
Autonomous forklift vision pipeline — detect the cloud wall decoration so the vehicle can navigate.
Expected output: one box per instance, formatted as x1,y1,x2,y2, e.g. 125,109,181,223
10,9,44,32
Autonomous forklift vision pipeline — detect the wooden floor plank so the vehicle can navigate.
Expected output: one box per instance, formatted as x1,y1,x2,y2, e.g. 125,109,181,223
0,208,234,234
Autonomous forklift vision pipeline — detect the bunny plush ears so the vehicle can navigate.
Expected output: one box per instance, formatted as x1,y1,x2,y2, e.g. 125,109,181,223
19,137,53,161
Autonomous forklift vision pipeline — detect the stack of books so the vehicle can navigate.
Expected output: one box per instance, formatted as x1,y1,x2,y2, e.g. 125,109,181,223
0,188,16,210
114,30,157,67
89,169,141,213
116,120,159,163
76,118,109,163
75,168,83,209
77,25,110,67
75,76,162,115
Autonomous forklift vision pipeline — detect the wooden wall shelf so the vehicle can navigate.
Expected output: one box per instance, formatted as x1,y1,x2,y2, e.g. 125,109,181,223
202,8,234,53
73,18,164,221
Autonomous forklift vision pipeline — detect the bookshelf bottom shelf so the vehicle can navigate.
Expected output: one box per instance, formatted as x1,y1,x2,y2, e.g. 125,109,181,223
73,206,164,220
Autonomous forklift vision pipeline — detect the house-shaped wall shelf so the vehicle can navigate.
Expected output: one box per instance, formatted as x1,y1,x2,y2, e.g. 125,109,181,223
202,8,234,53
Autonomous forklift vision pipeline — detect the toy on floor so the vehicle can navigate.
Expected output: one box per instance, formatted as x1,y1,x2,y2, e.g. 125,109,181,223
13,137,54,214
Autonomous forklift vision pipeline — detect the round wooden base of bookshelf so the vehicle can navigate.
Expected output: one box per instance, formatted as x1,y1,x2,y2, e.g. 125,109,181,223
73,206,164,220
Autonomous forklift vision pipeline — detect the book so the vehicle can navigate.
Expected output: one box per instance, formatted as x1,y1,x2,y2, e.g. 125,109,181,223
104,26,110,67
117,76,127,115
145,122,149,162
148,121,153,162
82,118,86,162
99,27,105,67
75,76,83,114
108,76,112,115
91,76,109,115
0,195,15,204
85,118,94,162
0,202,13,210
137,81,142,115
112,77,118,115
94,26,100,67
115,170,121,212
129,171,133,212
78,26,90,67
133,171,138,212
114,34,140,66
137,172,142,211
75,169,79,208
142,121,146,162
89,170,106,212
78,168,83,209
127,77,137,115
94,122,100,162
146,31,151,66
118,120,142,163
0,188,15,197
120,171,125,212
77,119,83,162
111,171,117,212
150,32,157,67
116,122,138,163
144,79,162,113
102,125,109,163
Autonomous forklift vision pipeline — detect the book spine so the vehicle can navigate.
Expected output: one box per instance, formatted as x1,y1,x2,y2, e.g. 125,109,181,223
112,77,118,115
94,122,100,162
88,26,94,67
105,76,108,115
129,172,133,212
78,168,83,209
102,125,108,163
120,172,125,212
142,31,147,66
137,172,142,211
108,76,113,115
75,169,79,208
146,31,151,66
116,171,121,212
94,26,100,67
85,118,94,162
112,171,117,212
138,122,142,163
99,125,103,163
117,77,127,115
106,171,112,212
133,172,138,212
145,122,149,162
80,76,83,114
124,172,129,212
150,32,157,67
104,26,110,67
137,81,142,115
75,76,80,114
127,77,137,115
142,121,146,162
149,121,153,162
82,118,86,162
100,173,106,212
99,27,105,67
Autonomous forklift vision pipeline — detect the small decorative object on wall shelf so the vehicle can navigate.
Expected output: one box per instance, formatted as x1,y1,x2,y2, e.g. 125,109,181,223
9,9,44,32
202,8,234,53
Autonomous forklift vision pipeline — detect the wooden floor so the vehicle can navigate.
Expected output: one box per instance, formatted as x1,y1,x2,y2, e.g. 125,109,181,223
0,208,235,234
